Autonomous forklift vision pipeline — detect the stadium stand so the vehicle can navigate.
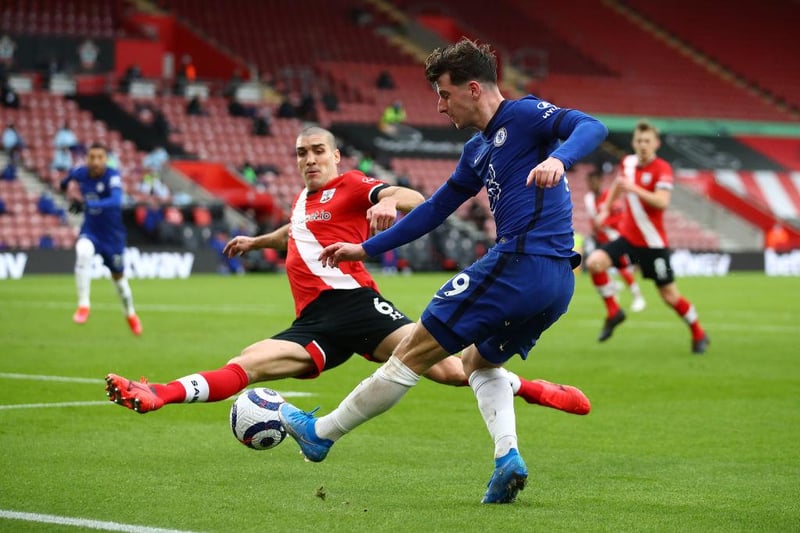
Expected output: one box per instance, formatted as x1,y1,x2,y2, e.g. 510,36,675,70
0,0,127,38
2,0,798,256
512,0,793,122
623,0,800,111
0,177,78,249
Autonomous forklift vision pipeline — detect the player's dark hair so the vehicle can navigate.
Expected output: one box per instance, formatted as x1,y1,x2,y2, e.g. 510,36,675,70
425,38,498,86
88,142,108,153
635,120,660,138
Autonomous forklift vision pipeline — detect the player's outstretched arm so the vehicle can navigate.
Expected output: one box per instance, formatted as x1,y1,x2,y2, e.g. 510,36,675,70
224,224,290,257
319,242,367,268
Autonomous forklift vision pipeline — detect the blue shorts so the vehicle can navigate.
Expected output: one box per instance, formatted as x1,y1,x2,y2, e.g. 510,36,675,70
421,250,575,364
83,232,125,274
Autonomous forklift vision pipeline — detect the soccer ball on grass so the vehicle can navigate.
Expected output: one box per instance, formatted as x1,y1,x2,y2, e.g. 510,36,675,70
230,388,287,450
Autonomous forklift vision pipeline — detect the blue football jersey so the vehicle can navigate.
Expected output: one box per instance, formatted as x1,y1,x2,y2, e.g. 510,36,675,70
450,96,579,258
361,94,606,262
66,166,126,250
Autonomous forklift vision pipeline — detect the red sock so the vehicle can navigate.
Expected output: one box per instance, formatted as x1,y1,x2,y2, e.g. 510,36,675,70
152,363,250,404
591,271,620,318
619,266,635,287
672,297,705,340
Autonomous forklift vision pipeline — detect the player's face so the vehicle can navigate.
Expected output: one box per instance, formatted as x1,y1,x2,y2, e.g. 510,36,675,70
433,73,480,129
632,130,660,164
87,148,107,177
296,133,341,192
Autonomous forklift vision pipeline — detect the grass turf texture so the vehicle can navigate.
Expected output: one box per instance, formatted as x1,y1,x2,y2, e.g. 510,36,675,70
0,272,797,532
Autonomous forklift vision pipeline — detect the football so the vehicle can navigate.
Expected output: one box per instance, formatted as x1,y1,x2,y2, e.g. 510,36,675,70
230,388,287,450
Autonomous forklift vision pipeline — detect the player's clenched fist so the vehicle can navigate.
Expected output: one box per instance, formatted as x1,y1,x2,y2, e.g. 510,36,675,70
526,156,566,188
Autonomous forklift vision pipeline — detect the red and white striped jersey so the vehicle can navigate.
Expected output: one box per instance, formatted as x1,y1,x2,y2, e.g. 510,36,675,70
286,170,387,316
617,155,674,248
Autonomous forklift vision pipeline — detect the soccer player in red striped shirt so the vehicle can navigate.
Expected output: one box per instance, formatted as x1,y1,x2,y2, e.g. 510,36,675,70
584,166,646,312
105,127,589,415
585,120,709,353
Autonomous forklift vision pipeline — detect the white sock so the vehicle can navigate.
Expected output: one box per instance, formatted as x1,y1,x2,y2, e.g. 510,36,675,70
505,369,522,395
597,279,617,298
176,374,210,403
113,277,136,316
630,282,642,298
682,304,698,325
74,237,94,308
469,368,518,459
315,356,420,441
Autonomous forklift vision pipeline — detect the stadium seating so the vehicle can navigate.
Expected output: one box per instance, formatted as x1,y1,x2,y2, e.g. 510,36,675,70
112,93,360,214
392,0,613,77
0,90,162,248
2,91,148,198
512,0,791,122
0,0,126,38
161,0,416,75
624,0,800,110
0,179,78,249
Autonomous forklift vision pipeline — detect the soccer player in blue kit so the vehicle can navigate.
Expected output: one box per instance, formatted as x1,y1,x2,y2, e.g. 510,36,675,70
279,38,608,504
60,142,142,335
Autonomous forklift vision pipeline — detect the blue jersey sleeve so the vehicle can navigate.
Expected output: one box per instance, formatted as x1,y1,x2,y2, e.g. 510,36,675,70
547,109,608,169
362,180,473,257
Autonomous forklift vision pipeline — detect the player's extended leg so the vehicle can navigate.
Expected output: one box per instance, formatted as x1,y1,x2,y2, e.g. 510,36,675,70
657,282,709,354
373,324,589,414
105,338,316,413
586,248,626,341
110,272,142,335
72,236,93,323
279,320,445,462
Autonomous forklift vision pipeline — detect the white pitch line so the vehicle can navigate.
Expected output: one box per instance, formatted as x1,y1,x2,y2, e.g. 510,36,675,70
0,400,110,411
0,372,104,384
570,319,798,334
0,373,315,411
1,299,280,314
0,509,202,533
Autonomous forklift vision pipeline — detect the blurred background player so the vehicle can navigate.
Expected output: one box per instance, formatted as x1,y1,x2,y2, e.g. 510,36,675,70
60,143,142,335
584,165,645,312
585,121,708,353
282,39,607,505
105,127,589,417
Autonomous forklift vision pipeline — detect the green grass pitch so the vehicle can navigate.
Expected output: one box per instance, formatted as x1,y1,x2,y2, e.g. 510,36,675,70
0,272,798,532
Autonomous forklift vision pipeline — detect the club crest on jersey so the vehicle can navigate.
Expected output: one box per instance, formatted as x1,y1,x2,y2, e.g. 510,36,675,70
641,172,653,185
320,189,336,203
493,127,507,147
96,182,105,193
